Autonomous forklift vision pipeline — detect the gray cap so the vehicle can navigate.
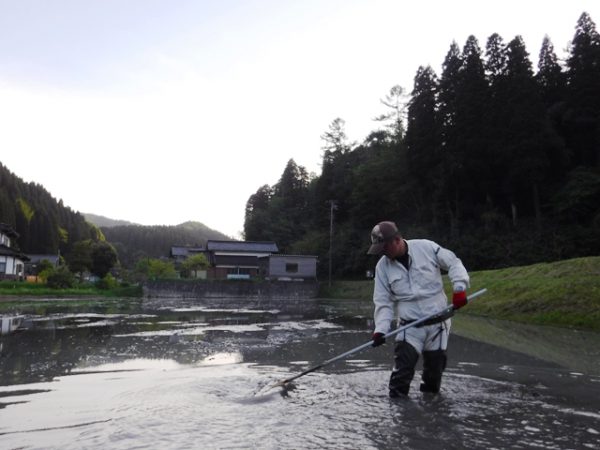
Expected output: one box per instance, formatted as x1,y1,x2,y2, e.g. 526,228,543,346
367,221,400,255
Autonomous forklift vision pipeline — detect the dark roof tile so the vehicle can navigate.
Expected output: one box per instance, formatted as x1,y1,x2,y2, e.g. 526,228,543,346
206,240,278,253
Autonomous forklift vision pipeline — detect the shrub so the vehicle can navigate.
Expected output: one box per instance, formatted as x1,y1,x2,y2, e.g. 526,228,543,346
46,266,75,289
96,274,118,290
37,268,53,282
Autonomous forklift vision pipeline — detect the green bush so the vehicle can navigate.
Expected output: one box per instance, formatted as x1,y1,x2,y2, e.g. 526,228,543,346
96,274,119,290
37,267,53,282
46,266,75,289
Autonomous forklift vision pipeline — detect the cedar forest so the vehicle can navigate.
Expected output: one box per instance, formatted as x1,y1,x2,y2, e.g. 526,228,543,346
243,12,600,276
1,12,599,279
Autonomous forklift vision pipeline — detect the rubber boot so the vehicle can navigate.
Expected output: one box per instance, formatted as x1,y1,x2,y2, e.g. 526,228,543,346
389,341,419,397
420,350,447,393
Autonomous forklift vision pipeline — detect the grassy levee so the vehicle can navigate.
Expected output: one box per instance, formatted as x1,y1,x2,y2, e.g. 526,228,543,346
0,281,142,299
320,256,600,331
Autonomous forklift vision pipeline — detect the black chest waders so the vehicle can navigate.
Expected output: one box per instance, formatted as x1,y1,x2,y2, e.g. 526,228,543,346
270,289,488,392
391,310,453,396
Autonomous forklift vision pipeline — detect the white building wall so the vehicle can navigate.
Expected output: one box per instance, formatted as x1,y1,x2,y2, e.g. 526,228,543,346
1,256,15,274
0,255,23,276
7,257,15,275
268,256,317,279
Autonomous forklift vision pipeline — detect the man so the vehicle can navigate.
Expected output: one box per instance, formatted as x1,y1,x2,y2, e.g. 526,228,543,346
367,221,469,397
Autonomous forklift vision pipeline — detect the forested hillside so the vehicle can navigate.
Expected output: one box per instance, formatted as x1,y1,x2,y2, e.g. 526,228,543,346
0,163,229,269
100,222,229,268
0,163,99,254
244,12,600,277
83,213,138,228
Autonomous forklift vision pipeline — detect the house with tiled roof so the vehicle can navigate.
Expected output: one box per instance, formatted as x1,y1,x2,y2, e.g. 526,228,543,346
0,223,28,281
205,240,279,279
169,245,206,262
168,239,318,281
24,254,60,278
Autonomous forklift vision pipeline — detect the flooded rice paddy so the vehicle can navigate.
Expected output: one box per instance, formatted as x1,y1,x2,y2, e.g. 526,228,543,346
1,297,599,449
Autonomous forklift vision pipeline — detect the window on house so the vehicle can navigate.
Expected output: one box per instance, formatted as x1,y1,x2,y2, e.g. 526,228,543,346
0,262,5,273
227,268,251,275
285,263,298,273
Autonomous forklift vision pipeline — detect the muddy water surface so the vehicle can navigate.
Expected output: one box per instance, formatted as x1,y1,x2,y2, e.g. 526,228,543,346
1,297,599,449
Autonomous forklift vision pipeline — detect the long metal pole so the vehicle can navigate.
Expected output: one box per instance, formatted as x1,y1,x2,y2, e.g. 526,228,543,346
271,288,487,388
328,200,335,288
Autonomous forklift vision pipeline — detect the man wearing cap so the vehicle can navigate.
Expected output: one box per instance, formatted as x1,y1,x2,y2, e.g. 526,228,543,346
367,221,469,397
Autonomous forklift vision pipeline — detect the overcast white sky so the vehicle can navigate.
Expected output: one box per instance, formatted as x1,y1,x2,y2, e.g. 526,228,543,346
1,1,598,238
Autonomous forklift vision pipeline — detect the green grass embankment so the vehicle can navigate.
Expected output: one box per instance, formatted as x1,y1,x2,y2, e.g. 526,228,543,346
320,256,600,331
0,281,142,299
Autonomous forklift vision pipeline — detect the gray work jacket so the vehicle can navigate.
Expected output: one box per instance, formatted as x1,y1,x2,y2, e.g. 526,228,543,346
372,239,469,335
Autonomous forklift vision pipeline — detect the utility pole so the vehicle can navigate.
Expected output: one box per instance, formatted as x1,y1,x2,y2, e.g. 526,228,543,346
328,200,337,288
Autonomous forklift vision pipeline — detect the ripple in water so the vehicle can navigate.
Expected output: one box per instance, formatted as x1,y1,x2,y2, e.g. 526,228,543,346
1,361,599,449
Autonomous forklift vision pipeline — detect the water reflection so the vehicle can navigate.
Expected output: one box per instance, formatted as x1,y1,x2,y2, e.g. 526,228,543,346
0,297,599,449
0,298,331,385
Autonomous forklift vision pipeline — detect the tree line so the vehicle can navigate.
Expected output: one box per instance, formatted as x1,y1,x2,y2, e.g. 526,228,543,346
0,162,100,254
100,222,228,268
0,162,227,278
244,12,600,277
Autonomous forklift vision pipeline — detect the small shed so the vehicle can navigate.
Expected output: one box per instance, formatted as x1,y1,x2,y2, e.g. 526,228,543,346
25,254,60,276
259,254,318,281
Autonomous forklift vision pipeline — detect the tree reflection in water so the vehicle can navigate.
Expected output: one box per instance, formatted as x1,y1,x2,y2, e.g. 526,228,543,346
0,297,599,449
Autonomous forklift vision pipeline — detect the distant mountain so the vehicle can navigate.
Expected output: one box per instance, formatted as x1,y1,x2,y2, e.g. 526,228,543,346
0,162,234,268
100,221,231,268
83,213,138,228
175,220,230,236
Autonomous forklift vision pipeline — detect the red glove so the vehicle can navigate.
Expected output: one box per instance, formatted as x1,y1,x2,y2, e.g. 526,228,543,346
372,332,386,347
452,291,468,309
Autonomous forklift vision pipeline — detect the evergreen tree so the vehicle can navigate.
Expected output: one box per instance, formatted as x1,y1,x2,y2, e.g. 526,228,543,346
565,12,600,167
238,15,600,273
537,35,567,109
456,35,490,217
349,131,407,230
502,36,548,228
536,35,570,183
437,42,464,237
314,118,354,229
320,117,352,155
374,85,407,143
405,66,442,227
273,159,310,209
485,33,508,82
244,185,273,241
483,32,510,221
270,159,310,251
